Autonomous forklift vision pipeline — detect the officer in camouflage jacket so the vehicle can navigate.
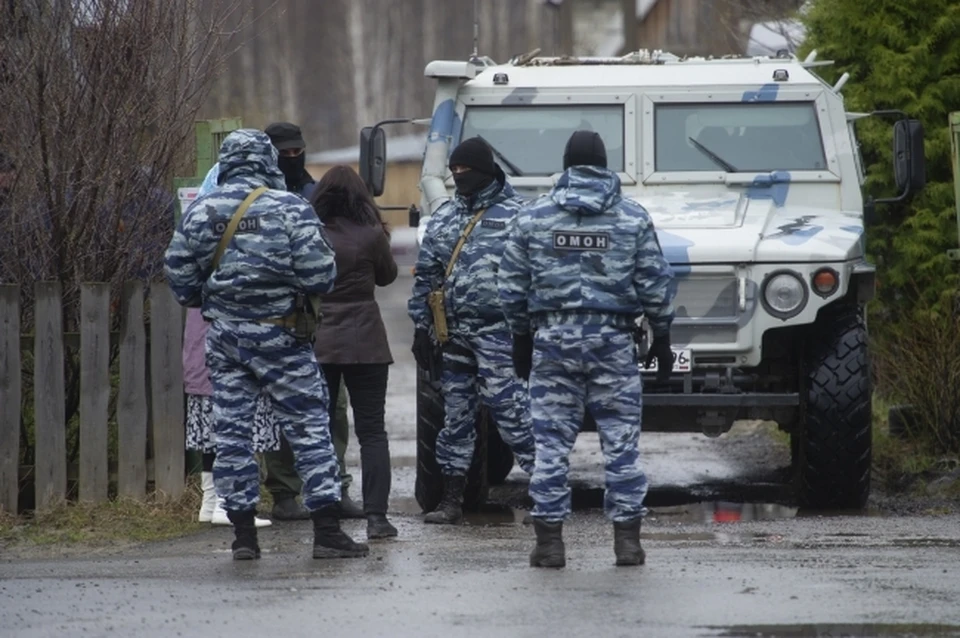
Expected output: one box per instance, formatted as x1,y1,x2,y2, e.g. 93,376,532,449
498,131,676,568
408,137,536,525
164,129,368,561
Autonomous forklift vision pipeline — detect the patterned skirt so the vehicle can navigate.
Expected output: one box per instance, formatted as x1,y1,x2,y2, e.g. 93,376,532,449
185,394,281,453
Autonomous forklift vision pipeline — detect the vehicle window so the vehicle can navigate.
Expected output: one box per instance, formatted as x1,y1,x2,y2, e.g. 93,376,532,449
655,103,828,173
460,105,624,176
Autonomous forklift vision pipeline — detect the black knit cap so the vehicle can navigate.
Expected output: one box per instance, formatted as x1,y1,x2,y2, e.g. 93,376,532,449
563,130,607,170
264,122,306,150
449,137,497,175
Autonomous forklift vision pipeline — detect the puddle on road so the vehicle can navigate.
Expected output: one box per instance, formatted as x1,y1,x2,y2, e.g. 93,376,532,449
649,501,798,524
892,537,960,548
392,496,881,530
708,623,960,637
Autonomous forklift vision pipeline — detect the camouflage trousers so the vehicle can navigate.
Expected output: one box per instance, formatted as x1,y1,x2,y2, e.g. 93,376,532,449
437,331,536,476
529,324,648,523
205,320,340,512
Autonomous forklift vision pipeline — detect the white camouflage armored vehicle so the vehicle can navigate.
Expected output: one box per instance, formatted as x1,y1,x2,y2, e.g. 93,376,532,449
360,49,926,512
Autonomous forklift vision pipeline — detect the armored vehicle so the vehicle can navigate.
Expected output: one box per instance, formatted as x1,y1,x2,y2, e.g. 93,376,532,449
361,49,926,512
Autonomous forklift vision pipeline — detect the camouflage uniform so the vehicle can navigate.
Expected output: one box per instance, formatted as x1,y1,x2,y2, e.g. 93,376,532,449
409,177,537,478
164,129,340,515
499,162,676,529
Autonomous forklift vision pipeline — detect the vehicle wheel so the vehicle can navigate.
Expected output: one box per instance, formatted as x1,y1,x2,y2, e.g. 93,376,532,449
797,305,872,509
485,421,515,486
414,371,516,512
414,371,445,513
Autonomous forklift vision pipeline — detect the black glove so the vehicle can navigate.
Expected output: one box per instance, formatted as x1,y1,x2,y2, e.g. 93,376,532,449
644,333,674,383
511,333,534,381
412,328,434,370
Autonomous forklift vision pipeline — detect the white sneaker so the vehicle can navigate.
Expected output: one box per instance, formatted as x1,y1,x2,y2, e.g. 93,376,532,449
210,498,272,527
198,472,217,523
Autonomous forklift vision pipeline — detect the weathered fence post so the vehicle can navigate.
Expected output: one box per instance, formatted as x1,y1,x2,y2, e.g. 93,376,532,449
0,285,21,513
117,282,147,500
150,282,184,499
34,282,66,510
79,283,111,503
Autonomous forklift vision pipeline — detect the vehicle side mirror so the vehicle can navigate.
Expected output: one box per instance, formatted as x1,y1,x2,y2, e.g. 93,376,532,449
359,126,386,197
893,119,925,196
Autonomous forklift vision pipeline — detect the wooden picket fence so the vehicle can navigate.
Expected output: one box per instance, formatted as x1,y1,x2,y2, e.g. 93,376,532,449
0,281,185,514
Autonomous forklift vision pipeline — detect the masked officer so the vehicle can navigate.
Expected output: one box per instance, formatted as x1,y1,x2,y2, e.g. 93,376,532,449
498,130,676,568
408,137,536,525
165,129,368,561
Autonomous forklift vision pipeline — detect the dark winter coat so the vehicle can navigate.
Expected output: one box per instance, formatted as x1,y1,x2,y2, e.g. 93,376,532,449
312,217,397,364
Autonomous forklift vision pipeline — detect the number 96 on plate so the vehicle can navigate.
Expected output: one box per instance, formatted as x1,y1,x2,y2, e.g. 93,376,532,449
641,348,692,374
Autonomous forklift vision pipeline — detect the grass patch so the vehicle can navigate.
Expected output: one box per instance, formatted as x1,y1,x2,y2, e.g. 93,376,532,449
0,476,206,549
871,396,960,495
0,465,282,551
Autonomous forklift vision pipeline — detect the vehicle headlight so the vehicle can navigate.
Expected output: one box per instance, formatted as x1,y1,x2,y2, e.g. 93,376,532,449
761,271,808,319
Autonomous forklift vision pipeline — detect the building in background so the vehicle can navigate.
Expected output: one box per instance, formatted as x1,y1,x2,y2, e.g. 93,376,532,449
625,0,805,57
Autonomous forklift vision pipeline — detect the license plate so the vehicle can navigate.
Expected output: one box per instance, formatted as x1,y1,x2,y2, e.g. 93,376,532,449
640,348,692,374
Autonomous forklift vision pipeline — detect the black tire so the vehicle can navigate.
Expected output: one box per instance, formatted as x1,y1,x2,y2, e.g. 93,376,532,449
414,369,517,513
414,371,445,513
797,305,872,509
485,426,515,485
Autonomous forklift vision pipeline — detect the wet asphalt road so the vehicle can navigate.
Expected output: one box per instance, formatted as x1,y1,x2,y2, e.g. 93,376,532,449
3,258,960,638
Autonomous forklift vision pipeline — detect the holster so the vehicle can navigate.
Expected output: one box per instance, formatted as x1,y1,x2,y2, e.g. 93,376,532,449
261,293,322,342
428,289,449,344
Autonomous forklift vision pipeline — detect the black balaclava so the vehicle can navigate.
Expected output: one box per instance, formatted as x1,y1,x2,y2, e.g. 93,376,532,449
278,153,307,190
449,137,497,197
265,122,309,191
563,130,607,170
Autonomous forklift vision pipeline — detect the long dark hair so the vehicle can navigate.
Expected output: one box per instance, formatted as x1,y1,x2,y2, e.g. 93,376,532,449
309,165,387,234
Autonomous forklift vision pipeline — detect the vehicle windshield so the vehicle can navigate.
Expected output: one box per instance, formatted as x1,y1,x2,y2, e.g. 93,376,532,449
655,103,828,173
460,105,625,176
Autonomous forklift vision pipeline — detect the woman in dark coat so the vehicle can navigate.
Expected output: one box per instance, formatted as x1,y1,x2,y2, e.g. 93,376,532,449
310,165,399,539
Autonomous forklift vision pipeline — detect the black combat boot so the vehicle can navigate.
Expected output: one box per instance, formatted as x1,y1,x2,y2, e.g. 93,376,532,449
613,517,645,566
366,513,399,540
339,487,366,520
529,519,565,568
271,497,310,521
227,509,261,561
311,505,370,559
423,475,466,525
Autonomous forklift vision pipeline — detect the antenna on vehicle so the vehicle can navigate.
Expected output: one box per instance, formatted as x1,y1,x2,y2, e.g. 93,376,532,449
472,0,479,58
833,72,850,93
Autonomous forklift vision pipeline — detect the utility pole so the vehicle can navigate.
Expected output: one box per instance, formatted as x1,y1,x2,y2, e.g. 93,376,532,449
559,0,574,56
621,0,637,55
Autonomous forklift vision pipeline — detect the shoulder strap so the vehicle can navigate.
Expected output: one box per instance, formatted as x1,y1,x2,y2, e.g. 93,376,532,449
443,207,487,279
211,186,267,271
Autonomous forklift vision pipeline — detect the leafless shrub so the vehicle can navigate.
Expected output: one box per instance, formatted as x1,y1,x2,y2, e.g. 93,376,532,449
0,0,245,318
873,291,960,455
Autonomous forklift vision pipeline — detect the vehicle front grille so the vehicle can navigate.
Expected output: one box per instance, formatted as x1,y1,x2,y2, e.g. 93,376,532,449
670,273,743,346
674,276,739,319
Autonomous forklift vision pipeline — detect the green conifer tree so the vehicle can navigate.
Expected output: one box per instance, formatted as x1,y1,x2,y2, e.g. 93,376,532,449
801,0,960,315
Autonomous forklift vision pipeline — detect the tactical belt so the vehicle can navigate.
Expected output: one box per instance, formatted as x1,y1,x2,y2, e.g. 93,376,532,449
530,310,637,330
258,315,300,330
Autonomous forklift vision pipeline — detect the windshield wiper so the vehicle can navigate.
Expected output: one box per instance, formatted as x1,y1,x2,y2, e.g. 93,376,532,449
477,135,524,176
688,136,739,173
